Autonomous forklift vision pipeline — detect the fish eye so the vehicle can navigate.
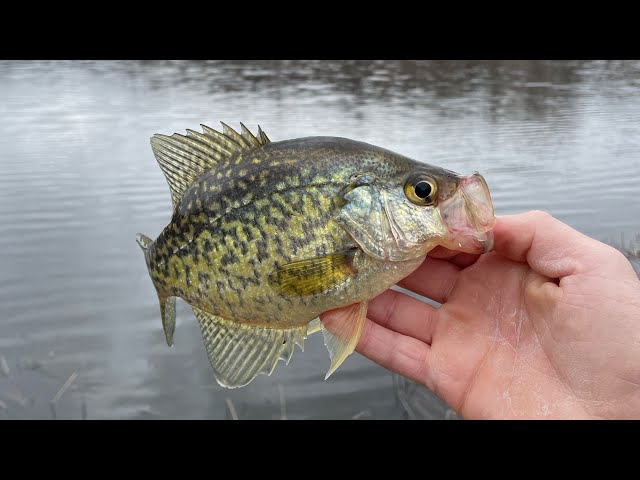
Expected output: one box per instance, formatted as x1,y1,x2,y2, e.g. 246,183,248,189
404,175,437,206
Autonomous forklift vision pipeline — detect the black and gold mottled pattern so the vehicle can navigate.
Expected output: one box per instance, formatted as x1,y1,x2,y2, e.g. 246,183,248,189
144,131,427,329
137,123,497,387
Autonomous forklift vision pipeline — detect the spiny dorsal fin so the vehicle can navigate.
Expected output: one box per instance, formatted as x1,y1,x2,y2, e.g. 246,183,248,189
258,126,271,145
192,307,306,388
240,122,261,147
150,122,271,209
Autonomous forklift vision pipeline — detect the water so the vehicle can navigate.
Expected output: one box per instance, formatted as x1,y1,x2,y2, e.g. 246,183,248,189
1,60,639,419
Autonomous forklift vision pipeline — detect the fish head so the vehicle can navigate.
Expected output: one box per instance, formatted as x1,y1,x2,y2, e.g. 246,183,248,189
337,163,496,261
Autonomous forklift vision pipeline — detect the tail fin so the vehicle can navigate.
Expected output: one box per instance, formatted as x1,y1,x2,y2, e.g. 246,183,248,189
136,233,176,347
136,233,154,265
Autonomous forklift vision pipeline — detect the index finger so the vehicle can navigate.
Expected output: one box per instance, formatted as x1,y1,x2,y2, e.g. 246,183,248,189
428,246,481,268
493,210,629,279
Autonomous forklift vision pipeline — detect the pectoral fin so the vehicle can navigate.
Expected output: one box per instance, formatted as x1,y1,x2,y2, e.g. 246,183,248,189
320,302,368,379
268,249,358,297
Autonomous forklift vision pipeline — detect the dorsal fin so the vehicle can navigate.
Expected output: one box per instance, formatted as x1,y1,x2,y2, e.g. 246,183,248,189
150,122,271,209
257,126,271,145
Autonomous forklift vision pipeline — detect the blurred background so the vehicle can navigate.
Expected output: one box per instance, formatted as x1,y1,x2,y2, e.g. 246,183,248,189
0,60,639,419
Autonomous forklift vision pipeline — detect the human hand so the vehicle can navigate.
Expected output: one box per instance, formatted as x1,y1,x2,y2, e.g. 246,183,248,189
321,211,640,419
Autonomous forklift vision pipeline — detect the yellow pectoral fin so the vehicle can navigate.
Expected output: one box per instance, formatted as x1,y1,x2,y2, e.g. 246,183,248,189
268,249,358,297
320,302,368,379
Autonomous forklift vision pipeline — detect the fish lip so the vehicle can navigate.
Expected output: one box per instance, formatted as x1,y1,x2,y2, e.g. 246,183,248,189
437,172,496,254
459,172,496,233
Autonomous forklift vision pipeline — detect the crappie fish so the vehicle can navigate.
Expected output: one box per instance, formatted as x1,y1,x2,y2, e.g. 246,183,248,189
136,122,495,388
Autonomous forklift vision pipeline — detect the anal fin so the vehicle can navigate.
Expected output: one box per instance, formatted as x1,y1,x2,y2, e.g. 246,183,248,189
306,317,323,335
192,307,307,388
320,302,368,379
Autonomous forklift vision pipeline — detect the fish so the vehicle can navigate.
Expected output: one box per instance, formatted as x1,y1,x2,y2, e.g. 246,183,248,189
136,122,496,388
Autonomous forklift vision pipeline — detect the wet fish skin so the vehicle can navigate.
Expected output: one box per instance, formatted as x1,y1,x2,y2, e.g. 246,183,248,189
147,136,430,327
137,123,495,387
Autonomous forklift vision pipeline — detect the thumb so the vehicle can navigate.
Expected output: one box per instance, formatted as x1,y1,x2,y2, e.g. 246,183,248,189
492,210,631,279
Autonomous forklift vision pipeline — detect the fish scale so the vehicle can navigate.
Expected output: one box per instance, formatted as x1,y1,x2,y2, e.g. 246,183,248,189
137,122,495,388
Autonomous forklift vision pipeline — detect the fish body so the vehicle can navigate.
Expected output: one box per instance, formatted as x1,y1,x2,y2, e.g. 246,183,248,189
137,123,495,388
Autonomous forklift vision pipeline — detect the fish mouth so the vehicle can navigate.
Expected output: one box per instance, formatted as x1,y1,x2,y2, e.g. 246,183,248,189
438,172,496,254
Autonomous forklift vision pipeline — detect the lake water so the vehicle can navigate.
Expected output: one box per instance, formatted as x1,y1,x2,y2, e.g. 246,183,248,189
1,60,639,419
